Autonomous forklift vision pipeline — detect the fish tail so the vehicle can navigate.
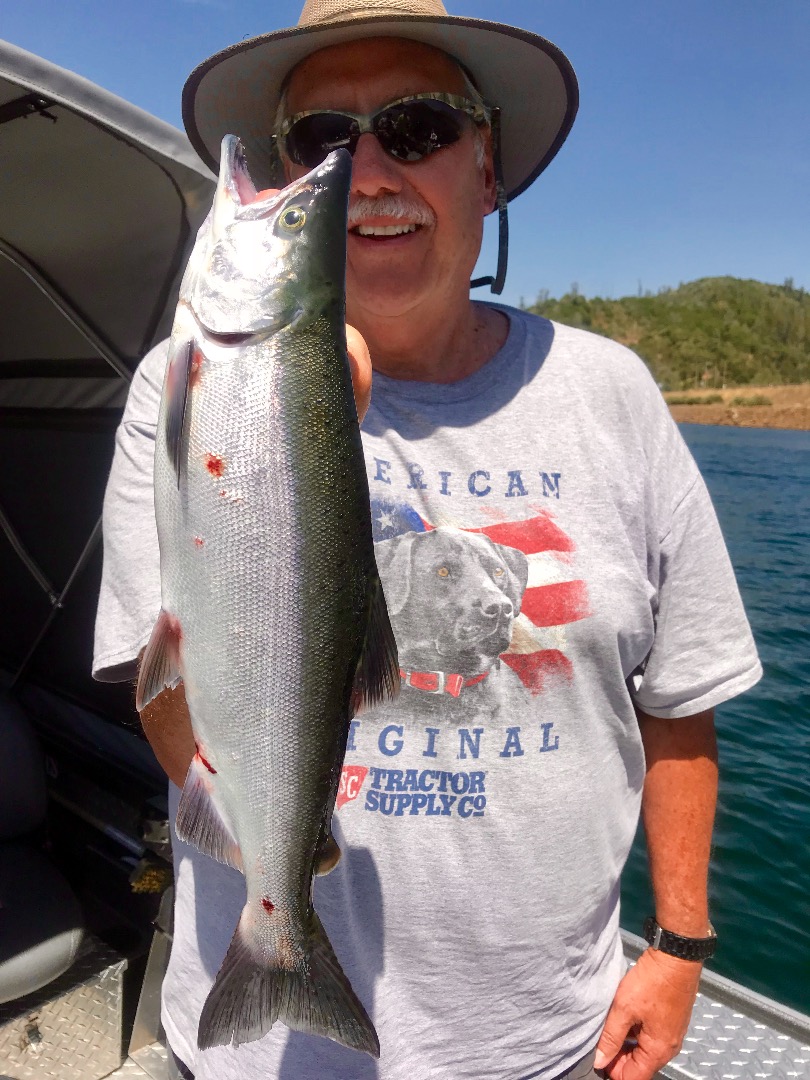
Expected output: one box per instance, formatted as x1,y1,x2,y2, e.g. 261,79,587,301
197,906,379,1057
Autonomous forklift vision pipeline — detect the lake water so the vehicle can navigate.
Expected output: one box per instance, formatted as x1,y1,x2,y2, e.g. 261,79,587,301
620,424,810,1015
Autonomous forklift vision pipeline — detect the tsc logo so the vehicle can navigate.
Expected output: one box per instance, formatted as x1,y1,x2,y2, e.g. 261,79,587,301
336,765,369,810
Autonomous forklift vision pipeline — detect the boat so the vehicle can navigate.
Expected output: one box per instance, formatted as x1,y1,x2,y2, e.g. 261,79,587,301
0,37,807,1080
0,36,213,1079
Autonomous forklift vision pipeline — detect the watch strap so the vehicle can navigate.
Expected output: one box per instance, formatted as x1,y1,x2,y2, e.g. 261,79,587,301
643,916,717,961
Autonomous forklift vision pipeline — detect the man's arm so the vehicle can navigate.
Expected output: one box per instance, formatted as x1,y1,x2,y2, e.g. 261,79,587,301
139,677,196,790
594,708,718,1080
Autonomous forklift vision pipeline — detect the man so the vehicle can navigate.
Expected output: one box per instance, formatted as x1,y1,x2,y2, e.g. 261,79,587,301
93,2,762,1078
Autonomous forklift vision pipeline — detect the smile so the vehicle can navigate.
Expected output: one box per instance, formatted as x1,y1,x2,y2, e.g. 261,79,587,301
351,223,419,238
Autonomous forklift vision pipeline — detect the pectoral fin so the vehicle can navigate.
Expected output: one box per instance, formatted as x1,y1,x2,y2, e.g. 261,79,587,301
350,574,400,715
136,609,182,711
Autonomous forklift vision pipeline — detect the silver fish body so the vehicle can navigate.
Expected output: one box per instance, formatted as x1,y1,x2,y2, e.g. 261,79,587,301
137,138,398,1057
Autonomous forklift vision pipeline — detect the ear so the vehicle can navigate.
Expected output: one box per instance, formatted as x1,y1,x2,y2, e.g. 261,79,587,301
373,532,418,617
493,542,529,613
480,128,497,217
282,156,296,185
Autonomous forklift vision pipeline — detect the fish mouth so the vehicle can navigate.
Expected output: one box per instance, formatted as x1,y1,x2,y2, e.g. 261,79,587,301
195,311,302,348
218,136,352,219
177,297,303,349
197,328,255,346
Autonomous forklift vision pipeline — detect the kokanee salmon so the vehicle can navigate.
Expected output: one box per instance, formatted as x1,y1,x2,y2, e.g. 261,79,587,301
137,138,398,1057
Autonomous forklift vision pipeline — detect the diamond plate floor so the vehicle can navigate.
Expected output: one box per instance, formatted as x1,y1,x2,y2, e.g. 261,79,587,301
106,1062,150,1079
103,1018,809,1080
0,936,127,1080
662,991,810,1079
107,1042,168,1079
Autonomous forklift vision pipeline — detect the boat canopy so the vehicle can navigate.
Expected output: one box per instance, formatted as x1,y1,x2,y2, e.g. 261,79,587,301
0,40,215,721
0,39,214,406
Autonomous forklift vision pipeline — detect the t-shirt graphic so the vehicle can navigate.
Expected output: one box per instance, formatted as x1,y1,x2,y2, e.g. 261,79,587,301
373,498,591,694
335,498,593,819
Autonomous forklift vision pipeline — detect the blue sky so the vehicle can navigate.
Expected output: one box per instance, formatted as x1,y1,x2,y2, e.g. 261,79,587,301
4,0,808,309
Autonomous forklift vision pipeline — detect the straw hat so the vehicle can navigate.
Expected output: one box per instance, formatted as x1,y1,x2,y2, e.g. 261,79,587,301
182,0,578,201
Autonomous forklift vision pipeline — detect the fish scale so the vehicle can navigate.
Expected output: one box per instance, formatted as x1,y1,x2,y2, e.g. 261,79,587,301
136,139,398,1057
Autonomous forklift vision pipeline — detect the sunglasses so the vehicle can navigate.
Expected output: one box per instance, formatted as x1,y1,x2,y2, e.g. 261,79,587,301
275,92,491,169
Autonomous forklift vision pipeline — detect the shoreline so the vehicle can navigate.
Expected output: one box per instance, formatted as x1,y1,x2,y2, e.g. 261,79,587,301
664,384,810,431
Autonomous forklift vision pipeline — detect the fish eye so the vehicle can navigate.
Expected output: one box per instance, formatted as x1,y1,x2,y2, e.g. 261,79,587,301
280,206,306,231
493,566,504,577
437,566,449,578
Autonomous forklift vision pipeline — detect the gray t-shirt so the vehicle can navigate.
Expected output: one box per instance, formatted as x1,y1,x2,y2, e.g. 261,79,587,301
94,307,761,1080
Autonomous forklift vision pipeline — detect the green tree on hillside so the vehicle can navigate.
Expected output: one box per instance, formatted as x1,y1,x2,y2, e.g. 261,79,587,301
525,277,809,389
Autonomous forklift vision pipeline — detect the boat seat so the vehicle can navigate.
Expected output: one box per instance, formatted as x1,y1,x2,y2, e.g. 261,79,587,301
0,693,84,1003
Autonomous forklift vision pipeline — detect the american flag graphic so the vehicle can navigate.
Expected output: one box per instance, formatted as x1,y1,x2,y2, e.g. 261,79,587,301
371,499,592,695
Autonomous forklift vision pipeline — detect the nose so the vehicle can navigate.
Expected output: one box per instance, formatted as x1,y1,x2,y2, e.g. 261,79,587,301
481,597,512,620
350,132,403,197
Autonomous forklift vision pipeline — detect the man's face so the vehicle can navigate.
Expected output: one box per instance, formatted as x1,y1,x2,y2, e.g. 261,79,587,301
283,38,497,326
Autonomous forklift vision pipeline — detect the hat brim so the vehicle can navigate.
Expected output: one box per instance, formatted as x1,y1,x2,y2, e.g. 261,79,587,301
182,14,578,200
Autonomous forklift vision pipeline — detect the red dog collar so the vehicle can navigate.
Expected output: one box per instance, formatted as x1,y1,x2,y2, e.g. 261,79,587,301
399,668,489,698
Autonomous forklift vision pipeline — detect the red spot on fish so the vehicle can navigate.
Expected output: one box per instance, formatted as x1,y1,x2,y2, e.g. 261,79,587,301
195,747,217,774
261,898,275,913
219,490,227,497
190,348,204,388
205,453,225,477
194,537,204,548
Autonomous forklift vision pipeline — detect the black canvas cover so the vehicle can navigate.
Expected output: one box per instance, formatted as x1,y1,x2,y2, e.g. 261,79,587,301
0,40,215,724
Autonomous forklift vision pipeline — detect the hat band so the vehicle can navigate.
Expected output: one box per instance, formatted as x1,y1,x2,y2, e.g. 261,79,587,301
299,0,449,29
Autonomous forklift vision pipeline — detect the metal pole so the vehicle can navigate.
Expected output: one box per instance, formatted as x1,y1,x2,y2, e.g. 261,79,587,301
10,516,103,687
0,239,132,384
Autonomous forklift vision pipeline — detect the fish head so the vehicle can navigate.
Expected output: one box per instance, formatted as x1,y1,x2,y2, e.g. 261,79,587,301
181,136,352,338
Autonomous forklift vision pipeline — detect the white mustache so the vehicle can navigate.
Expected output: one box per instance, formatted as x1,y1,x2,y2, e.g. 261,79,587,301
348,195,435,228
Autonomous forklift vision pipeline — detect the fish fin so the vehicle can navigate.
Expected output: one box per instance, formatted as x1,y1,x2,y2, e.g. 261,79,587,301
176,757,242,871
350,574,400,715
197,907,379,1057
164,339,194,488
135,609,182,711
315,829,341,876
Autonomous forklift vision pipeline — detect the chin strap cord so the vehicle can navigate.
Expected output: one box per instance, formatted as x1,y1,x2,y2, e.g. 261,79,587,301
470,106,509,296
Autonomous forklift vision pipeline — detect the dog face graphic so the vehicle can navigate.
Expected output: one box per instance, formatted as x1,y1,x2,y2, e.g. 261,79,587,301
375,527,529,677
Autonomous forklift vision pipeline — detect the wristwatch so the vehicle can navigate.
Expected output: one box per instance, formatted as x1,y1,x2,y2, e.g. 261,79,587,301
643,917,717,961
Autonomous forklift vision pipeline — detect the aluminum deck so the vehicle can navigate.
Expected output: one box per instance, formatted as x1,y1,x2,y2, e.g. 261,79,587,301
7,929,804,1079
106,950,810,1080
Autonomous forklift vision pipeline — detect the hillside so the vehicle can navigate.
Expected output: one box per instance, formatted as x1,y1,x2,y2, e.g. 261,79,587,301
525,277,810,390
663,383,810,430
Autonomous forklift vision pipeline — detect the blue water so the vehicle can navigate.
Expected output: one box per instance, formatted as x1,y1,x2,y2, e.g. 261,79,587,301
620,424,810,1016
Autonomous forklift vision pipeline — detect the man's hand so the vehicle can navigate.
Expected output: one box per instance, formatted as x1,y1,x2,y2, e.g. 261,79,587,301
346,323,372,421
594,948,701,1078
593,707,717,1078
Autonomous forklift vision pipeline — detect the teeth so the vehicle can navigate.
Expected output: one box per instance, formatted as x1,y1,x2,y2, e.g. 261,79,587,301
355,224,417,237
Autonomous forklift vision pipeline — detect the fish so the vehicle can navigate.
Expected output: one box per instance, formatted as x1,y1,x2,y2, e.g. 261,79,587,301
136,136,399,1057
